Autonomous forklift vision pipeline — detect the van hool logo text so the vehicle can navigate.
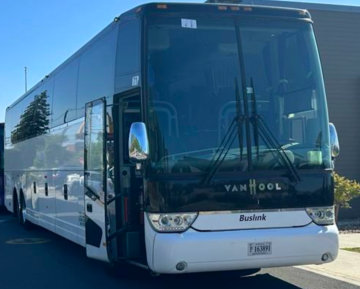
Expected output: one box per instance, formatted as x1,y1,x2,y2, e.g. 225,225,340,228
240,214,267,222
224,179,282,195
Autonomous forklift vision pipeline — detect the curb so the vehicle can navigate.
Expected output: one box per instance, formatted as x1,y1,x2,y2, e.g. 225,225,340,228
296,265,360,287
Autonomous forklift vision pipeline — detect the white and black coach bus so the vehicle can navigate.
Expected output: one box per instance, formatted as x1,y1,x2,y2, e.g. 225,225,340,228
5,2,341,274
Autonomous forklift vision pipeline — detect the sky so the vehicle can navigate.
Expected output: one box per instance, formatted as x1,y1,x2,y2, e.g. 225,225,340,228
0,0,359,122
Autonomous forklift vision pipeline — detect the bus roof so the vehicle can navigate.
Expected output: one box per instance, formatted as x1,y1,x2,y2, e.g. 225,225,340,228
132,2,311,20
218,0,360,13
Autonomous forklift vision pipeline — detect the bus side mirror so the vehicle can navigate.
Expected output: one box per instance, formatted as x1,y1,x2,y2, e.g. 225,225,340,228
329,123,340,158
128,122,149,163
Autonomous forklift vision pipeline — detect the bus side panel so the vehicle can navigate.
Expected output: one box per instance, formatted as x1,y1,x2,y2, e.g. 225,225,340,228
51,119,86,246
4,118,86,246
24,171,41,225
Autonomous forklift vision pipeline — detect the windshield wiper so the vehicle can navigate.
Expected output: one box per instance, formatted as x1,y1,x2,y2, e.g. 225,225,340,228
250,78,259,159
201,115,244,185
235,79,244,160
248,80,300,183
201,80,245,185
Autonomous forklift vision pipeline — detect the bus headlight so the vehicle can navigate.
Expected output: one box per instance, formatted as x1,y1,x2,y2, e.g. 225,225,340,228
147,212,198,232
306,206,335,225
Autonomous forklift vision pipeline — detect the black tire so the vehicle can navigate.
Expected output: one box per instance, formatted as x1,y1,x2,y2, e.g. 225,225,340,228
18,193,32,229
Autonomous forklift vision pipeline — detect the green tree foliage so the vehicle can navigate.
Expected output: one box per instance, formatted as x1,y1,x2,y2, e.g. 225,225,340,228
334,172,360,208
11,91,50,144
130,137,142,154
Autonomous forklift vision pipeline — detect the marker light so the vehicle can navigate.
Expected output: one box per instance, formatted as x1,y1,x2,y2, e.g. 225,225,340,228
218,6,228,11
147,212,198,232
157,4,167,9
306,206,335,225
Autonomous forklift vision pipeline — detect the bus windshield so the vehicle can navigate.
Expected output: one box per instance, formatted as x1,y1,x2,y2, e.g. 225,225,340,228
146,15,331,176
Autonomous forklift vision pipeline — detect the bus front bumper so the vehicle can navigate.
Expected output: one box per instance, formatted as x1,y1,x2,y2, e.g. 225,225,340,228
146,222,339,274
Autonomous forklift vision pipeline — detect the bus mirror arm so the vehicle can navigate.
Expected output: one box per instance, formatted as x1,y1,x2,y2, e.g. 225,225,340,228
128,122,150,164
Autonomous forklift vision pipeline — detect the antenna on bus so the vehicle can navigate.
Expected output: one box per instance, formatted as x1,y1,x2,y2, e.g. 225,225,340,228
24,66,28,93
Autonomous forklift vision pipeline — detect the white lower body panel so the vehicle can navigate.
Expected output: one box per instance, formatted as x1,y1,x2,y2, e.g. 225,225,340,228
145,219,338,274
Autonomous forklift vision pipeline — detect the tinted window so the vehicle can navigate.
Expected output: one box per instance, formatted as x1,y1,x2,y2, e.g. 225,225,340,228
52,59,79,127
6,104,22,145
8,91,36,144
115,20,141,91
10,87,51,144
42,78,54,121
77,26,117,114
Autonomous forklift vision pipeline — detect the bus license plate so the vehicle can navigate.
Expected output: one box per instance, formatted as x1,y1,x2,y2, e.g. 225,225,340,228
248,242,272,256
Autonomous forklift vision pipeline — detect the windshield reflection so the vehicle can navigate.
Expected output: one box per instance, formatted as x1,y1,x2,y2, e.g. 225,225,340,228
146,16,331,175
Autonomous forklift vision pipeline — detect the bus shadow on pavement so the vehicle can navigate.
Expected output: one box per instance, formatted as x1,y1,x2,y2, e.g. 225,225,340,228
0,208,10,215
1,213,301,289
160,272,302,289
108,266,302,289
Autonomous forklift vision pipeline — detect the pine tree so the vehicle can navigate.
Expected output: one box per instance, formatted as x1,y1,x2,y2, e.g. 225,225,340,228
11,91,50,143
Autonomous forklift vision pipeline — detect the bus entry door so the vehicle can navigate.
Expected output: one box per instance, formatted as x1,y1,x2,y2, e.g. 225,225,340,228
112,90,144,260
84,98,109,262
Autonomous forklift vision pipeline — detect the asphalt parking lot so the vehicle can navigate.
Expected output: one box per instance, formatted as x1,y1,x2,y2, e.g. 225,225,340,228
0,211,357,289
